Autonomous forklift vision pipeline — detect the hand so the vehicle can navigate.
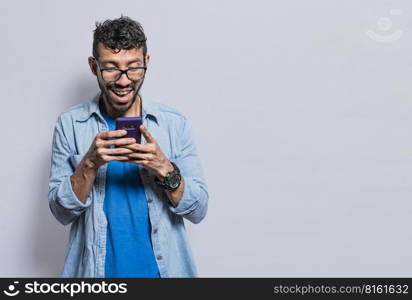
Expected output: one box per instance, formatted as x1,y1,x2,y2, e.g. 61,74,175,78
124,125,173,179
84,130,136,170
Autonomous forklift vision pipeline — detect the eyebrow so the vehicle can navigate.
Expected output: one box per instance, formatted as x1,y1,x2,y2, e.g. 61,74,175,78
101,58,143,65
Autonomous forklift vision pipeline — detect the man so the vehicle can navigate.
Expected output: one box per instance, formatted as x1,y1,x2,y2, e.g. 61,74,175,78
48,16,208,278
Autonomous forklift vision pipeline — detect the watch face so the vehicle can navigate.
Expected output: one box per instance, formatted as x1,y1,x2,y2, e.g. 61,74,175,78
163,162,181,190
168,174,181,189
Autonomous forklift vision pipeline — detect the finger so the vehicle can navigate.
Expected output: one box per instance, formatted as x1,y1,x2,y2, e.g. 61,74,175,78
128,159,147,165
127,152,154,160
140,125,155,143
123,143,153,153
102,155,130,162
101,137,136,147
98,130,127,140
100,147,134,155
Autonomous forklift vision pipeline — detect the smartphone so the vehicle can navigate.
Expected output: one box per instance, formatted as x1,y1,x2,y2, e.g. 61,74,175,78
115,117,142,144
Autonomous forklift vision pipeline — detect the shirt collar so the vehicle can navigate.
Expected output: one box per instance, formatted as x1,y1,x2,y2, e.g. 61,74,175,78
75,91,159,124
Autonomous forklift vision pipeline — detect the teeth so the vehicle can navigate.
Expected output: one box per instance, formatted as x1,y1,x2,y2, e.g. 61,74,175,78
113,90,131,96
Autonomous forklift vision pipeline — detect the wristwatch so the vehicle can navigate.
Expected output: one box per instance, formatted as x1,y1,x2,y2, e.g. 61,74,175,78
154,161,182,191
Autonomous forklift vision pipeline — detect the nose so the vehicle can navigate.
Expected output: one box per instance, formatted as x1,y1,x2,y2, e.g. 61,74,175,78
115,72,132,86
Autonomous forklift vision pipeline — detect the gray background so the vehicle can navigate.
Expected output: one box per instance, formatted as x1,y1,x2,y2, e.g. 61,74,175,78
0,0,411,277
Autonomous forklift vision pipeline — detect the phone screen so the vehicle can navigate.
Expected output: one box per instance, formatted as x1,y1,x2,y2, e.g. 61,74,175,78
115,117,142,144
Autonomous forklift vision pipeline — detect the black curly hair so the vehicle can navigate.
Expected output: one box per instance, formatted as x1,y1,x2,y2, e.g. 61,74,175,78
92,15,147,61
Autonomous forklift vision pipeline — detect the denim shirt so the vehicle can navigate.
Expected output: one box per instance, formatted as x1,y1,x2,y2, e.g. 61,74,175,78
48,92,208,278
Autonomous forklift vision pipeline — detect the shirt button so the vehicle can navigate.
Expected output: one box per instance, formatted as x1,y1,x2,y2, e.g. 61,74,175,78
153,228,158,234
157,255,163,260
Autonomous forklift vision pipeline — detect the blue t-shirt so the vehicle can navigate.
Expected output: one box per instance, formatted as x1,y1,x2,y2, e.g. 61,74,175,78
101,105,160,278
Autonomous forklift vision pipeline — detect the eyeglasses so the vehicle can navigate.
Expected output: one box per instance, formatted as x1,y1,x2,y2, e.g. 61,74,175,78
93,57,147,82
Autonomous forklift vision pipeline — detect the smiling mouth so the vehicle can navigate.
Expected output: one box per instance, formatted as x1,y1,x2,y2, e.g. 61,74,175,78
108,88,135,104
111,89,133,97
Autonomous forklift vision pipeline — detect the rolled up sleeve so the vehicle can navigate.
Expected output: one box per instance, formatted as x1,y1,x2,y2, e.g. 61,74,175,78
167,116,209,224
48,116,92,226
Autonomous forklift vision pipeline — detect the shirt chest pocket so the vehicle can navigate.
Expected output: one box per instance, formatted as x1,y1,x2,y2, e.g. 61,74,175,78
157,139,172,161
144,125,174,160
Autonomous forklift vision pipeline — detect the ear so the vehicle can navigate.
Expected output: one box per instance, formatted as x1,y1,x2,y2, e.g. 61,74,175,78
88,56,97,76
145,54,151,66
